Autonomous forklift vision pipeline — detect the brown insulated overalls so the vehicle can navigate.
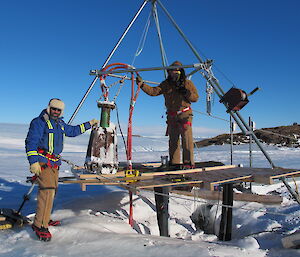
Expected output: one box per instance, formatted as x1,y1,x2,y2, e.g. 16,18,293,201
141,77,199,166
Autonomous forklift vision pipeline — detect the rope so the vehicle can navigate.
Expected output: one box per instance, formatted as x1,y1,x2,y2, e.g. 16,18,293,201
131,10,152,66
193,109,230,123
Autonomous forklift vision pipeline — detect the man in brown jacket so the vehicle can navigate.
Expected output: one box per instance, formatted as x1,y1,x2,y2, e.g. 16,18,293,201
136,61,199,168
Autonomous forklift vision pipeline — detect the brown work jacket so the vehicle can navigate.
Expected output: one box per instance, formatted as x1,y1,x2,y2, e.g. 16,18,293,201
141,79,199,113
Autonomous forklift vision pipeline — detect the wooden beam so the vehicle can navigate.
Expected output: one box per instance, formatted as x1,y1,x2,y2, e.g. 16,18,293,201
135,179,203,189
250,167,300,184
74,164,237,180
171,190,283,204
209,175,253,191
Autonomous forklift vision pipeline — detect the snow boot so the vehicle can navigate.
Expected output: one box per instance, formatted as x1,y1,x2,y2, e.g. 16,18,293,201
48,219,61,226
32,224,52,242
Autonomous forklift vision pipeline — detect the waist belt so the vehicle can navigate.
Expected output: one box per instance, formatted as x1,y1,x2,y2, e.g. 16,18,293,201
38,148,60,161
168,106,191,117
38,148,60,169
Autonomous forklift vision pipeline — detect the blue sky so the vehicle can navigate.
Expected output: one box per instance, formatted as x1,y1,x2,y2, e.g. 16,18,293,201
1,0,300,137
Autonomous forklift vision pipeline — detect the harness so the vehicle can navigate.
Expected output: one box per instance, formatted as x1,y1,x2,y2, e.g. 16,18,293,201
166,107,192,135
38,148,60,169
168,106,192,116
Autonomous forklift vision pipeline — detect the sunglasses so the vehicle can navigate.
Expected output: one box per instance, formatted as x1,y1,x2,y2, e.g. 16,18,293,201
50,107,62,112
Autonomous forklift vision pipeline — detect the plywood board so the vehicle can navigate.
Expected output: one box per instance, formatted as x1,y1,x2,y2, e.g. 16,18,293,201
171,190,283,204
73,165,236,180
67,165,300,195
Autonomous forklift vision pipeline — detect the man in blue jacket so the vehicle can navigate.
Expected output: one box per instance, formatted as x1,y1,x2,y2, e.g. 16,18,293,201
25,98,98,241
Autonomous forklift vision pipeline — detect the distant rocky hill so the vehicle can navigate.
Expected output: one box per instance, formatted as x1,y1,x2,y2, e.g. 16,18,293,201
195,124,300,148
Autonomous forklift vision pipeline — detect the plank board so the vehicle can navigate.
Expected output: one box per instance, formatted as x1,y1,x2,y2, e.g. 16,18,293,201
73,165,236,180
67,165,300,194
171,190,283,204
131,178,203,189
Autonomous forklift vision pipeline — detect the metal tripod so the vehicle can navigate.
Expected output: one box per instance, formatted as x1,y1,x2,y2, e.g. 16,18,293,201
68,0,300,204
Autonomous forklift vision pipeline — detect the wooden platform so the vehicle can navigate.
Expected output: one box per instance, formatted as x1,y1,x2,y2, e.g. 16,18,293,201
63,162,300,193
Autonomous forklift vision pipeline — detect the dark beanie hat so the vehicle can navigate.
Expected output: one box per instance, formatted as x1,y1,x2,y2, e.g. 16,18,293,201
170,60,182,67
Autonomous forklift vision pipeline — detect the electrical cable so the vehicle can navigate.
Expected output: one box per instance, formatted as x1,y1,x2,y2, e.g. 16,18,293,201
115,103,129,161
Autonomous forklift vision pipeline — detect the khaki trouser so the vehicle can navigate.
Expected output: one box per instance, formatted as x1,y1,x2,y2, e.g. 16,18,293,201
34,163,59,228
167,113,194,165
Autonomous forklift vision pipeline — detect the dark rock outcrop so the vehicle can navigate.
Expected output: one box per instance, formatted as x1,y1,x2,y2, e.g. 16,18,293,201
195,124,300,148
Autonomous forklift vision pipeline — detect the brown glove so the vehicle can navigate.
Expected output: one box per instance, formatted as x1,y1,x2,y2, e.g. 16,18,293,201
30,162,41,175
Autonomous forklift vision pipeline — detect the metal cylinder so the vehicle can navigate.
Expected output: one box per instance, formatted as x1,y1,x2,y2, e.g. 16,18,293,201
97,101,115,128
100,107,110,128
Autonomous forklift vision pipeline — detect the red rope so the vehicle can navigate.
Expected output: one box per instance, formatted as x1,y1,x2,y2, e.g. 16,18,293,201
100,63,141,227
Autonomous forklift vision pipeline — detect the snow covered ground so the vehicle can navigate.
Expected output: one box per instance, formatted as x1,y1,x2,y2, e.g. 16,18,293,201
1,122,300,257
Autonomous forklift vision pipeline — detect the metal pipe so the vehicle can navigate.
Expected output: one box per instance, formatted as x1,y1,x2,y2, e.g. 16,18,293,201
152,2,168,78
249,117,253,167
235,111,276,167
107,73,159,85
90,63,202,76
157,0,227,97
156,0,204,63
230,116,233,165
186,66,203,79
68,0,148,124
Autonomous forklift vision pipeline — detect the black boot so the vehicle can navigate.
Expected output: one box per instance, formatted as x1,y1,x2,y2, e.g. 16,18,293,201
32,224,52,242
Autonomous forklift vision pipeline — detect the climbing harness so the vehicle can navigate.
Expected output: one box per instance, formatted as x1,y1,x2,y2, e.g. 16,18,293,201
37,148,60,169
166,107,192,135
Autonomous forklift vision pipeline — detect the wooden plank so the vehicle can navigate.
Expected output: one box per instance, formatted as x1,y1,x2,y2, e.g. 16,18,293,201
75,164,237,180
209,175,253,191
251,168,300,184
171,190,283,204
63,180,124,185
66,166,300,195
135,179,203,189
139,165,237,177
141,162,161,167
183,168,253,190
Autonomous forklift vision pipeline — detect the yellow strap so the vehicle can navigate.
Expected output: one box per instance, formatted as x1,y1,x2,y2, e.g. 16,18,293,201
48,133,54,154
46,120,54,153
80,123,86,133
46,120,53,129
26,151,38,156
37,153,59,162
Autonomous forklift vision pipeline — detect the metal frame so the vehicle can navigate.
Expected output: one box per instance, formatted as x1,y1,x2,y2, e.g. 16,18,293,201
68,0,300,204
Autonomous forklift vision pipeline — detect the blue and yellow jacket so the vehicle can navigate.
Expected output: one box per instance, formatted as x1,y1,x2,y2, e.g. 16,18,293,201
25,109,91,166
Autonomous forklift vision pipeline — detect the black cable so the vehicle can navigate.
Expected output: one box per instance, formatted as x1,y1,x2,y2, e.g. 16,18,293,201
115,103,129,160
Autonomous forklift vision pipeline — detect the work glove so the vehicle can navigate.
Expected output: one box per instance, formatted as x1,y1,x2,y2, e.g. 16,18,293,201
136,75,143,85
89,119,99,126
30,162,42,175
177,84,187,95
